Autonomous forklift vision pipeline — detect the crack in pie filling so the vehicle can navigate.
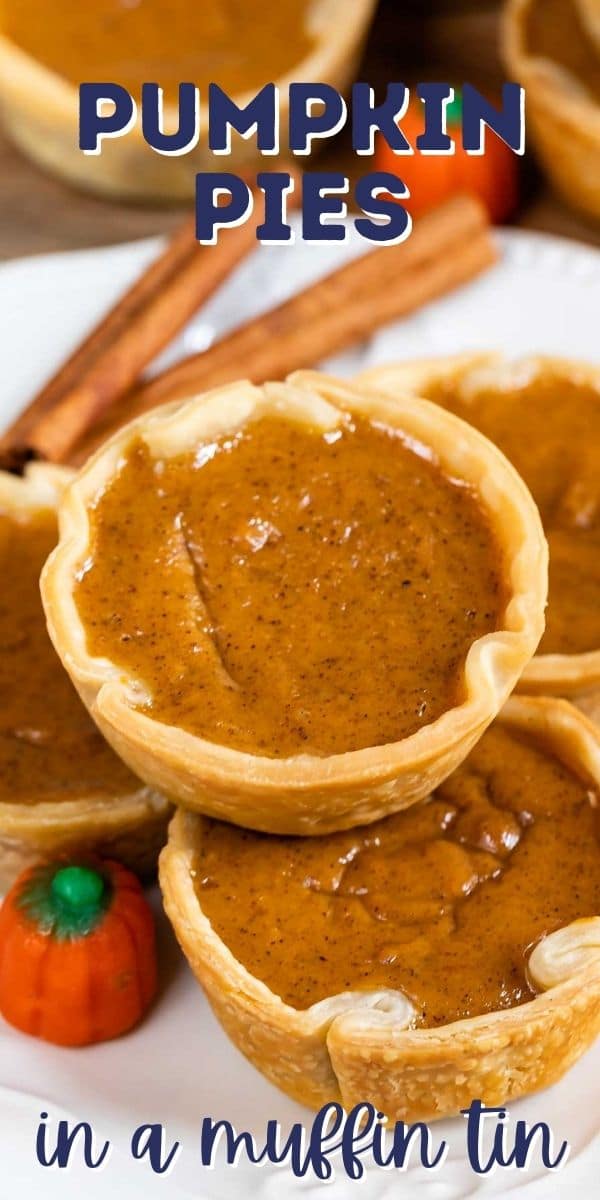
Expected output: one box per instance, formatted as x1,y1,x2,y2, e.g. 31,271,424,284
159,697,600,1120
42,376,547,833
0,467,170,886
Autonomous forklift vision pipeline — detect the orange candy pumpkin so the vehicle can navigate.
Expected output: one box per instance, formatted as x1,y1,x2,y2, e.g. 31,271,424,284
0,858,157,1046
376,93,519,224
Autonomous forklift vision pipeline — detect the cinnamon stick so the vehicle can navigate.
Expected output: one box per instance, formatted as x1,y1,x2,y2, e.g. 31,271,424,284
0,186,270,469
0,217,196,471
128,194,490,410
72,195,496,462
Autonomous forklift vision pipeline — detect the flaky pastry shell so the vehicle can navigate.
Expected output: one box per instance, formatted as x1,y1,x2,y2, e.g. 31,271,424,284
503,0,600,219
42,374,547,835
159,696,600,1121
357,353,600,721
0,464,170,888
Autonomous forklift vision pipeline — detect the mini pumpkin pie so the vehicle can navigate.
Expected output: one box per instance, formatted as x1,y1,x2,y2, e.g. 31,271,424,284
41,374,547,835
503,0,600,219
0,464,170,889
0,0,375,201
159,695,600,1120
357,354,600,722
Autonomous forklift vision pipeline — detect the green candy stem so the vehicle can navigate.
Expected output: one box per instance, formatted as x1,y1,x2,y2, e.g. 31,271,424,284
17,861,110,940
446,91,463,128
51,865,105,910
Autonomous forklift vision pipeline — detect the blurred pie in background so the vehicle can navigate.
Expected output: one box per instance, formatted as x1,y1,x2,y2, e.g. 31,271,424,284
504,0,600,218
0,0,314,99
0,0,376,199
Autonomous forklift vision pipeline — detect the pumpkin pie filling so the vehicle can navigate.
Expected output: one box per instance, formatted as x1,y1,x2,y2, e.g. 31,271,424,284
0,0,314,101
425,370,600,657
0,507,140,804
191,722,600,1026
74,414,508,759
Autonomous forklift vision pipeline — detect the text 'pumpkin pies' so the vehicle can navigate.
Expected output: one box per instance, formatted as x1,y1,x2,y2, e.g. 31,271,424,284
358,355,600,717
159,696,600,1120
42,374,547,835
0,465,170,888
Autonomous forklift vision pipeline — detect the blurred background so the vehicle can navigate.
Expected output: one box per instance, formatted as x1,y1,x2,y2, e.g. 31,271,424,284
0,0,598,258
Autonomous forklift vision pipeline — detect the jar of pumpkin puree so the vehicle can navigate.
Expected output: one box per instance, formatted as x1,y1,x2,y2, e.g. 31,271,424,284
0,0,375,201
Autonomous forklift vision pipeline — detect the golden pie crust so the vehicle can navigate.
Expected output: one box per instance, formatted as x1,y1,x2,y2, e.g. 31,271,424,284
0,464,170,887
357,353,600,723
503,0,600,219
159,695,600,1121
41,374,547,835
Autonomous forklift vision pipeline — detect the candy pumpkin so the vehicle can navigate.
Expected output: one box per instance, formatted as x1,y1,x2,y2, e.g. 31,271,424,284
0,858,157,1046
376,93,519,223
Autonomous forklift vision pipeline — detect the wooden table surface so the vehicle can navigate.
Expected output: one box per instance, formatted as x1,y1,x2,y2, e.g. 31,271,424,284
0,1,598,261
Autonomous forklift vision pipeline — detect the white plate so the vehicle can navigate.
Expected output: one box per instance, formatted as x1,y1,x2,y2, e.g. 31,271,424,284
0,221,599,1199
